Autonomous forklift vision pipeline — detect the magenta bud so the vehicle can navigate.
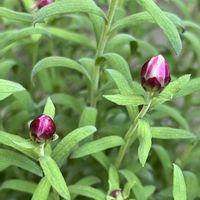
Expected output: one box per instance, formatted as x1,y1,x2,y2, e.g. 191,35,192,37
141,55,171,92
30,114,56,142
36,0,54,9
110,190,121,198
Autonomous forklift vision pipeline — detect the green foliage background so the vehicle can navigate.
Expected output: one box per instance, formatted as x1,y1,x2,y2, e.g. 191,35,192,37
0,0,200,199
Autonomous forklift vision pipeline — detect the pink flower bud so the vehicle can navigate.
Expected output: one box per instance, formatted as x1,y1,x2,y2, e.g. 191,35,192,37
110,190,121,198
30,114,56,142
141,55,171,92
36,0,54,9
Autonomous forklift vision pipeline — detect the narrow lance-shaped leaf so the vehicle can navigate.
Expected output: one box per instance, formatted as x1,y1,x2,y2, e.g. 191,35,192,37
52,126,97,166
43,97,55,119
68,185,106,200
108,165,120,195
0,149,42,177
120,170,143,200
0,131,38,159
173,164,187,200
39,156,70,200
0,79,25,101
31,177,51,200
33,0,106,24
46,27,96,49
0,7,33,22
107,69,138,118
92,152,110,170
152,75,191,107
99,53,133,85
137,0,182,54
0,60,16,78
31,56,91,82
183,171,199,200
0,179,36,194
71,136,124,158
183,32,200,63
50,93,84,113
0,27,51,49
152,145,172,184
154,105,189,130
111,11,184,32
104,94,145,106
151,127,195,139
177,77,200,97
79,107,97,127
137,119,152,167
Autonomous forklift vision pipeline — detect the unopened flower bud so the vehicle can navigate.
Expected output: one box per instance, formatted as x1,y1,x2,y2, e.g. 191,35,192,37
36,0,54,9
141,55,171,92
30,114,56,142
110,190,121,198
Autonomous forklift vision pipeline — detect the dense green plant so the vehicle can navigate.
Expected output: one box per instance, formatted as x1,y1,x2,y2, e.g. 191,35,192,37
0,0,200,199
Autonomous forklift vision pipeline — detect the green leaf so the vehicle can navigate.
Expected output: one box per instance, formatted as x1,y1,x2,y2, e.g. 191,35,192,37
137,0,182,54
137,119,152,167
75,176,101,186
108,165,120,192
0,27,51,49
0,79,25,101
68,185,106,200
43,97,55,119
72,176,101,199
184,20,200,31
152,75,191,107
112,11,184,32
31,56,91,82
177,77,200,97
13,90,35,112
89,14,104,44
154,105,189,130
184,171,199,200
0,7,33,22
51,93,84,113
92,152,110,170
0,149,42,176
151,127,195,139
79,107,97,127
183,32,200,63
32,177,51,200
39,156,70,200
104,94,145,106
99,53,133,86
0,179,36,194
173,164,187,200
120,170,143,200
107,69,138,118
46,27,96,49
52,126,96,166
123,181,136,199
71,136,124,158
0,131,38,159
33,0,105,24
152,145,172,184
0,60,16,78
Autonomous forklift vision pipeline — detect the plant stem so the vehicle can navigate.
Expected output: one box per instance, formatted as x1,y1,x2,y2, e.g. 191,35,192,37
90,0,119,107
39,143,45,157
115,95,153,168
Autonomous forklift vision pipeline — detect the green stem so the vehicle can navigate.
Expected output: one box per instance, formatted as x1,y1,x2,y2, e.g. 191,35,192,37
39,143,45,157
90,0,119,107
115,96,153,168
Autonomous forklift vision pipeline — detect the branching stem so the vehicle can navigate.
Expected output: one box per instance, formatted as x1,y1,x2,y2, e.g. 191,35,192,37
115,93,154,168
90,0,119,107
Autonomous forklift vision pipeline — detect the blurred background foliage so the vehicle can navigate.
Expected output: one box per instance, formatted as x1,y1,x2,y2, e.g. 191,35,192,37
0,0,200,199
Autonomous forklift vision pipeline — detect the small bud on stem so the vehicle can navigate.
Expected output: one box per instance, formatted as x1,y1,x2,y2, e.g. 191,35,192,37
141,55,171,92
